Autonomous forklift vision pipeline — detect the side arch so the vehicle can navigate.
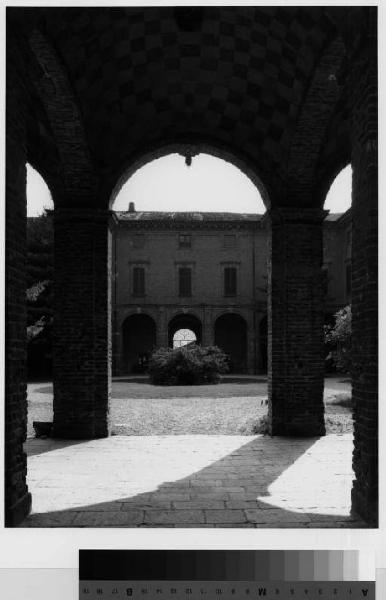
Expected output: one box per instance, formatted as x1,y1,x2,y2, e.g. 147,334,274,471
121,314,157,374
28,28,97,206
286,36,347,207
214,312,248,374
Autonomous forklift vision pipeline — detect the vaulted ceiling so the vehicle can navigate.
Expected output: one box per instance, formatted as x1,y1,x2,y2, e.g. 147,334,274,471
8,6,353,208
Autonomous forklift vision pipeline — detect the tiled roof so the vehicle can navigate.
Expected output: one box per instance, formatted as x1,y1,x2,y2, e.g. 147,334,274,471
114,211,264,222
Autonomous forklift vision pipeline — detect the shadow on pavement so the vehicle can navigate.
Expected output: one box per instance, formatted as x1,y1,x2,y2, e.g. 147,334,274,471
19,435,369,528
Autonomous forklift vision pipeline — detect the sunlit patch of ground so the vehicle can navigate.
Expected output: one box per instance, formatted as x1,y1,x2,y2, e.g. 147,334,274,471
22,433,367,528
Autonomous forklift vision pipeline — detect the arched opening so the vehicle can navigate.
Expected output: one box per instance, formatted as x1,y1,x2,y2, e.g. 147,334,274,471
26,163,54,216
324,164,352,213
122,314,157,374
173,328,197,348
322,165,352,372
111,147,268,213
214,313,247,374
110,147,269,383
26,165,54,381
168,314,202,348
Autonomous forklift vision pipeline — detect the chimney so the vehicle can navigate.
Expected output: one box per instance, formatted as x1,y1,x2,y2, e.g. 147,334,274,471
128,202,135,213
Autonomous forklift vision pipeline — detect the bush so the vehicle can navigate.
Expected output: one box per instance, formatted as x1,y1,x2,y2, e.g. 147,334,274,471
250,414,270,435
148,344,229,385
325,305,352,374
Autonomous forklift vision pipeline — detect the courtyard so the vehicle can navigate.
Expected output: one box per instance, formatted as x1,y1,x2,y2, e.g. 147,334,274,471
27,376,352,436
19,375,363,528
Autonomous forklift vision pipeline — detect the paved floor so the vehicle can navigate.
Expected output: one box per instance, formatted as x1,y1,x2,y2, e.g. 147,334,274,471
21,434,367,528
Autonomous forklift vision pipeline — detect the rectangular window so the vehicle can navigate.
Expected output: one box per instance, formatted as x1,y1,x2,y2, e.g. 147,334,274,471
346,262,352,297
132,266,145,296
224,266,237,296
179,267,192,296
179,234,191,248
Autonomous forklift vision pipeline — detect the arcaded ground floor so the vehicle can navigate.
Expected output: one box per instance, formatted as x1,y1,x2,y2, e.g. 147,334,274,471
21,434,367,528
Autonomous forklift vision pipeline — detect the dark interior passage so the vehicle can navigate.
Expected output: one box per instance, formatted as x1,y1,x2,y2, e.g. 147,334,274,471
122,314,156,373
215,313,247,373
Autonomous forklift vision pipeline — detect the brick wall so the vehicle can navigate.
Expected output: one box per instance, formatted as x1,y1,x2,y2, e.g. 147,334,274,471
350,18,378,524
113,224,264,306
5,42,31,525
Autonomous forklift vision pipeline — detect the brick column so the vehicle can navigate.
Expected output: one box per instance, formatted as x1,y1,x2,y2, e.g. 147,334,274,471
157,307,169,347
267,207,327,436
350,31,378,524
52,208,111,439
5,50,32,525
202,308,214,346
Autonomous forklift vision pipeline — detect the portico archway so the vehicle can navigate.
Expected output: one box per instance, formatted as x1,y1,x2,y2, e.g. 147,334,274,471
214,313,247,374
168,314,202,348
121,314,156,374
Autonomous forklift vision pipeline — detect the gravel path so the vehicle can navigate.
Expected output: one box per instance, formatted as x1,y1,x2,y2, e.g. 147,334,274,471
27,377,351,437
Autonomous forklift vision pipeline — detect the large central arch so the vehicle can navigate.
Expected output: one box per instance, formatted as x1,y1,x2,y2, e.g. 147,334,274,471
109,141,271,211
168,314,202,348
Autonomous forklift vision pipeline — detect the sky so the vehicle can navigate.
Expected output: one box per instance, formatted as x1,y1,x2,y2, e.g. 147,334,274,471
26,155,352,216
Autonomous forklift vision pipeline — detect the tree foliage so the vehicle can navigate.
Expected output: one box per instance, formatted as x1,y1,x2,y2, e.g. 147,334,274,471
325,305,352,374
148,344,229,385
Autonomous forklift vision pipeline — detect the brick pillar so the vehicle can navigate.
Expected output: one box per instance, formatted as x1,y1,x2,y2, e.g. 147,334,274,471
5,51,32,525
268,207,327,436
202,308,213,346
52,208,111,439
158,307,169,347
350,30,378,524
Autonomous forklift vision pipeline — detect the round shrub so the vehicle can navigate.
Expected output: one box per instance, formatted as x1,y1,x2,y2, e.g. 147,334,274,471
148,344,229,385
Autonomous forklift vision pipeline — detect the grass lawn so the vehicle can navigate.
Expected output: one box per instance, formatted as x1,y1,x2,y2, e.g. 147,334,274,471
27,376,352,437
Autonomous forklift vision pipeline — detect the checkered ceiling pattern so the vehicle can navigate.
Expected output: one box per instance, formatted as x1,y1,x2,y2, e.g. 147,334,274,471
25,6,348,204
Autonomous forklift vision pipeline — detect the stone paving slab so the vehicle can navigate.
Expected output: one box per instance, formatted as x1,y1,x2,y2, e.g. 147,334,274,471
21,434,369,528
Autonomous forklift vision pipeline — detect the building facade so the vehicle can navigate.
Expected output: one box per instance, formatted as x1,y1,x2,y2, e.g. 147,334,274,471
112,205,352,375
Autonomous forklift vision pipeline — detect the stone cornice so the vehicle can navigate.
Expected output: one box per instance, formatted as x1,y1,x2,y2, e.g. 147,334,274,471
113,219,262,231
